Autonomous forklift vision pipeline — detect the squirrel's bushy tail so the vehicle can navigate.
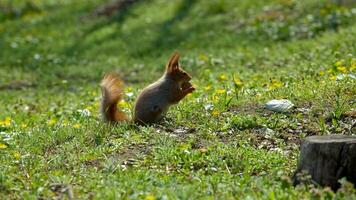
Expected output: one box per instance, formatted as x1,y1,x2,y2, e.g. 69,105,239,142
100,73,128,122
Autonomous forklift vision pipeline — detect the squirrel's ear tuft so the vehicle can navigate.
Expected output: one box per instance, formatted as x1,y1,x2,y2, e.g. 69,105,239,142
166,51,180,72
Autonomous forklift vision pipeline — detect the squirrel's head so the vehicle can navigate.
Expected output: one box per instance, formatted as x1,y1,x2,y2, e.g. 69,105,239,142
165,52,192,83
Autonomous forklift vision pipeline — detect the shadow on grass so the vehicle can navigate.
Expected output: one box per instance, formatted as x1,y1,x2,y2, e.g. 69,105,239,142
63,0,197,59
132,0,197,57
63,0,147,57
62,0,356,61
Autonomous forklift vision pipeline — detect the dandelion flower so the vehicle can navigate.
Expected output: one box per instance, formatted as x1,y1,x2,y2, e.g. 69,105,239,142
0,117,12,126
199,54,209,62
118,101,130,108
204,85,212,91
125,87,133,93
85,106,93,111
145,195,156,200
216,89,226,94
4,117,11,125
212,110,220,117
335,61,343,67
61,119,69,127
13,152,21,160
212,95,220,102
233,77,244,88
0,143,7,149
73,123,81,129
47,119,57,126
350,64,356,71
218,74,227,81
336,66,347,73
350,60,356,71
268,79,283,90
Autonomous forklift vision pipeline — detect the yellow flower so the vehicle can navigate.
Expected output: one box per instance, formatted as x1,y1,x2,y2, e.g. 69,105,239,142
13,152,21,160
0,117,11,126
62,119,69,127
318,71,325,76
5,117,11,124
125,87,133,93
336,66,347,73
268,79,283,90
255,93,262,99
351,63,356,71
118,101,130,108
0,143,7,149
199,54,209,62
233,77,244,88
350,59,356,71
329,75,336,81
216,89,226,94
145,195,156,200
85,106,93,111
47,118,57,126
335,61,343,67
21,123,27,128
212,95,220,102
91,91,97,96
73,123,81,129
204,85,212,91
218,74,227,81
212,110,220,117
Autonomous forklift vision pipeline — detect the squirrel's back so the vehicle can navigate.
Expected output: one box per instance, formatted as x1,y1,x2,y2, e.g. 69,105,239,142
133,77,178,124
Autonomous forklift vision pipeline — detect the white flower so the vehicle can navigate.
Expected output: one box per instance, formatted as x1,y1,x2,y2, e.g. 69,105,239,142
77,109,91,117
34,54,41,60
126,92,134,97
336,73,355,81
204,104,214,111
10,42,18,48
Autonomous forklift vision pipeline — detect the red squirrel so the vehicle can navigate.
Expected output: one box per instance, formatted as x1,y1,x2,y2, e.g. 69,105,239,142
100,52,195,125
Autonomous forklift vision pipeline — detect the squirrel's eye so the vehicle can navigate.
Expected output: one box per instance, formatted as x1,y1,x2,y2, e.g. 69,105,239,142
183,72,187,75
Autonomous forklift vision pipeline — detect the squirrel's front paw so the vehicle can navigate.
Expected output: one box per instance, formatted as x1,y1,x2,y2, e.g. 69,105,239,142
185,86,195,93
181,81,192,90
181,81,195,94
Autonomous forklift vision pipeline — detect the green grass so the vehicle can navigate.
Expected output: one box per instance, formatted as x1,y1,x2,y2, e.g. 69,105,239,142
1,0,356,199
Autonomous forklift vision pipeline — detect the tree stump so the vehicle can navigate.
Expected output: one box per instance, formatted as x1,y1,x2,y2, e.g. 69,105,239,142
293,134,356,190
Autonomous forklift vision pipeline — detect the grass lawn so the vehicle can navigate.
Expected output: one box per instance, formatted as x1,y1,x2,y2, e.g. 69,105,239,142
0,0,355,199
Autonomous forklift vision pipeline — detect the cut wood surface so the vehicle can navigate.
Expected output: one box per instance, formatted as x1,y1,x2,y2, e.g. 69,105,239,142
294,134,356,190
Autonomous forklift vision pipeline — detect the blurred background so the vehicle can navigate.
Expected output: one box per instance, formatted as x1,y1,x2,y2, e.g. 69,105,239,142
0,0,355,85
